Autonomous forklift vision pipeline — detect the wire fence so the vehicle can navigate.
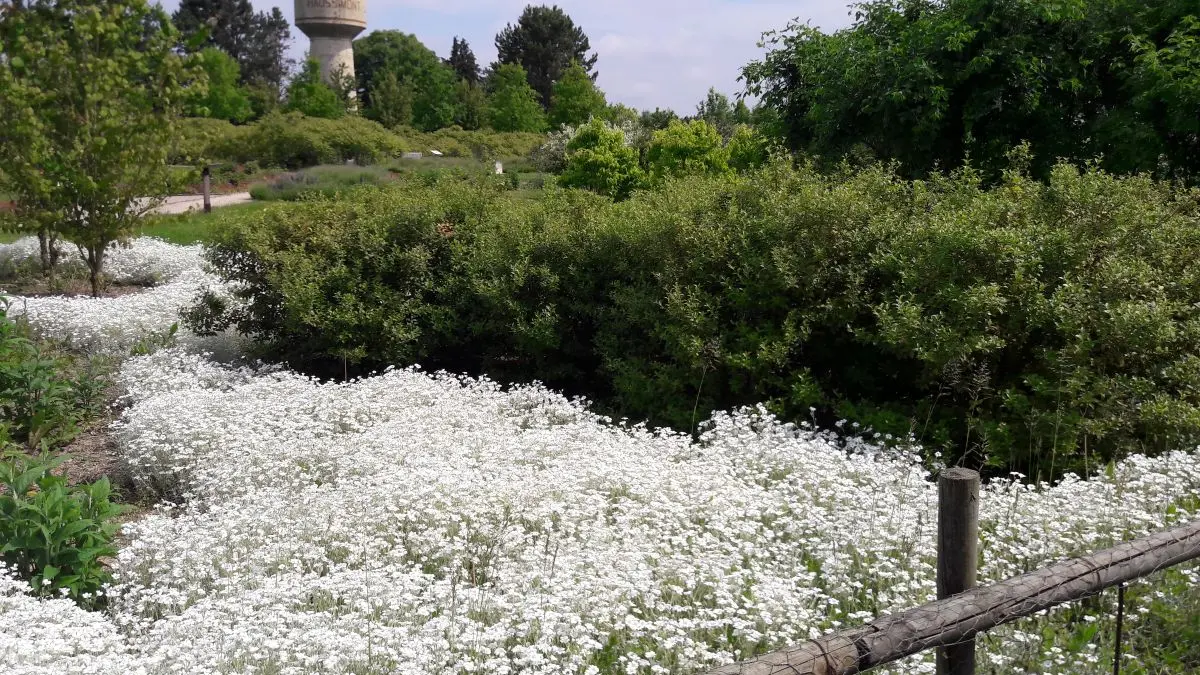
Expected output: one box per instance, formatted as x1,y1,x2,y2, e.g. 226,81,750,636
704,471,1200,675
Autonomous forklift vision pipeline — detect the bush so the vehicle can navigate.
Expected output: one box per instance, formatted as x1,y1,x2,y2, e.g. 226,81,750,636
192,161,1200,477
0,300,83,450
646,120,731,180
557,119,643,199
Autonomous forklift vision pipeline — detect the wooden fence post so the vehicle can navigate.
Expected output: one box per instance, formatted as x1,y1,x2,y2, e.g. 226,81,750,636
937,467,980,675
201,165,212,214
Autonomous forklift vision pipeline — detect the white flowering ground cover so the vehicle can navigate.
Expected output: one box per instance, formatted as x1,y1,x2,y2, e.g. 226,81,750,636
1,237,1198,674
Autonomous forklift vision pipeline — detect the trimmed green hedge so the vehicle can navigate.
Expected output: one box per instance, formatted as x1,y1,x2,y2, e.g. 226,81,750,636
190,161,1200,478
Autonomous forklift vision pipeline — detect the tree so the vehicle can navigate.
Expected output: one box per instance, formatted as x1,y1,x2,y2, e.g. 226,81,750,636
640,107,679,130
367,70,414,128
454,79,487,131
695,87,735,138
486,63,546,132
0,0,193,296
495,4,597,109
447,36,480,85
726,125,770,173
286,58,345,119
172,0,292,90
742,0,1200,182
602,103,640,126
733,99,752,126
646,120,731,180
549,60,606,128
354,31,458,131
186,48,253,122
558,119,642,199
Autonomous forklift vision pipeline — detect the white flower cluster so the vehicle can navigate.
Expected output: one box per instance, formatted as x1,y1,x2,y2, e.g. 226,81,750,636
0,237,244,354
0,236,204,287
1,240,1197,674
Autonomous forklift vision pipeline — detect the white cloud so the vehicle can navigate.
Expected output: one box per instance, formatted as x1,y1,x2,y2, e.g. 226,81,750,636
158,0,853,111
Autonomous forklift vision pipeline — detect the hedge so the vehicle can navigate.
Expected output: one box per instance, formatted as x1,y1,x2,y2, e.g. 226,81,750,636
189,160,1200,478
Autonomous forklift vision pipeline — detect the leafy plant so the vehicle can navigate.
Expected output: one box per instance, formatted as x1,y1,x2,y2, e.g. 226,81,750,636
0,450,126,609
0,300,82,451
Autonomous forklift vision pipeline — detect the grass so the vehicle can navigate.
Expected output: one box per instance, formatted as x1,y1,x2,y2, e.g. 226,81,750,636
134,201,272,245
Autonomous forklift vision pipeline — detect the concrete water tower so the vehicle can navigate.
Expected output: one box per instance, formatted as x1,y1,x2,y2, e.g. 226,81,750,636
294,0,367,90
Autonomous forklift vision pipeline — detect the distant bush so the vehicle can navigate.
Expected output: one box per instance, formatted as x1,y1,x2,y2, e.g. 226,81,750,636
191,161,1200,477
170,114,546,169
249,165,394,201
646,120,730,180
557,119,643,199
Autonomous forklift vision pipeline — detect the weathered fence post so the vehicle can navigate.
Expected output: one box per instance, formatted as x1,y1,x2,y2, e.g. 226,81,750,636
937,467,980,675
201,165,212,214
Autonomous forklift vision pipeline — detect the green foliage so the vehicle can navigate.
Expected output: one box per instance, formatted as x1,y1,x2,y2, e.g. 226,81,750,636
172,0,293,90
447,37,480,85
286,59,345,120
186,48,253,123
695,87,736,138
602,103,640,126
0,0,196,296
171,113,546,168
453,80,487,131
743,0,1200,182
487,64,547,133
646,120,731,180
0,450,125,609
549,61,607,128
354,31,459,132
495,4,598,109
367,70,415,129
640,108,680,131
558,119,642,199
726,125,771,173
0,302,81,451
195,161,1200,478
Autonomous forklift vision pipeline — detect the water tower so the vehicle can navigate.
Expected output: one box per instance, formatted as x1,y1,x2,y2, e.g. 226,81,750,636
294,0,367,91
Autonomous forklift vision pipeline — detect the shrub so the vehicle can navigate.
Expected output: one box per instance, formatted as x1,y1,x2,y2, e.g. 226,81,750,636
726,124,771,173
193,161,1200,477
646,120,731,180
557,119,643,199
0,450,125,609
249,165,393,201
0,300,82,451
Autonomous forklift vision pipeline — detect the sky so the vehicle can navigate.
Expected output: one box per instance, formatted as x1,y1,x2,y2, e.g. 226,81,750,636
158,0,854,113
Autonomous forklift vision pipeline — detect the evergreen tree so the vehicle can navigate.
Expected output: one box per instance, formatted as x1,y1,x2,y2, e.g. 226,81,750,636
495,5,597,109
447,37,480,85
486,63,546,132
454,79,487,131
368,70,414,129
173,0,292,89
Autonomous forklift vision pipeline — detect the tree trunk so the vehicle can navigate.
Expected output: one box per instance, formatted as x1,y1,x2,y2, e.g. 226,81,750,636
86,244,106,297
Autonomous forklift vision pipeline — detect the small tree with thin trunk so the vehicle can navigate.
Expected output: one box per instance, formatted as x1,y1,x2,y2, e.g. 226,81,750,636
0,0,193,296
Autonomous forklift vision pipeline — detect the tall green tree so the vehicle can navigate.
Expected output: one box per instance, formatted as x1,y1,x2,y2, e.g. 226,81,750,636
549,60,607,127
454,79,487,131
354,31,458,131
367,70,414,128
447,36,480,85
286,58,345,119
186,47,253,122
743,0,1200,181
486,63,546,132
695,87,736,138
172,0,292,90
0,0,194,296
641,107,679,130
495,4,597,109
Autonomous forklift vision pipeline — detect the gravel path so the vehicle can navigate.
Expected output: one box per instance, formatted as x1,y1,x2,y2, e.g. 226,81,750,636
147,192,253,215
